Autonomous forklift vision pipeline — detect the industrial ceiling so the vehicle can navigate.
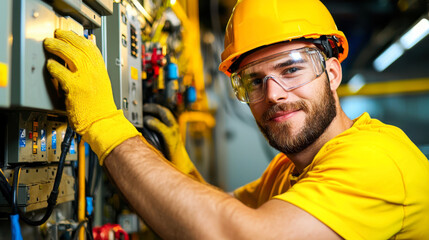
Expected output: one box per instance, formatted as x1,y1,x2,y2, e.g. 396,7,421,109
199,0,429,84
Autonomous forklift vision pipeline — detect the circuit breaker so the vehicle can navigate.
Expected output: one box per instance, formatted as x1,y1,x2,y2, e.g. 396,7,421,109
6,112,78,164
0,0,12,108
106,1,144,128
0,111,77,213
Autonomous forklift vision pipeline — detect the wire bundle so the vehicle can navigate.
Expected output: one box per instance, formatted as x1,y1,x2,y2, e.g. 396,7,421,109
0,126,75,239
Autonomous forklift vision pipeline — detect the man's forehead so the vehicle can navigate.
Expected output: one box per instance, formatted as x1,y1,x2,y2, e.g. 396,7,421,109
239,41,316,68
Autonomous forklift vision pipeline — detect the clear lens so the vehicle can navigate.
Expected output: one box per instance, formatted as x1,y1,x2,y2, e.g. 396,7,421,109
230,48,326,103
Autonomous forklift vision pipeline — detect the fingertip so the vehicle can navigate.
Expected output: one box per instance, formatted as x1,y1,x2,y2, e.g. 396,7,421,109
46,59,71,79
43,37,54,47
53,29,65,39
46,58,57,68
54,29,67,37
55,29,81,43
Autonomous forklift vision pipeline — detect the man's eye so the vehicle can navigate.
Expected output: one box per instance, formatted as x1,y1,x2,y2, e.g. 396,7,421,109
244,78,263,89
282,67,300,75
248,78,264,88
251,78,263,86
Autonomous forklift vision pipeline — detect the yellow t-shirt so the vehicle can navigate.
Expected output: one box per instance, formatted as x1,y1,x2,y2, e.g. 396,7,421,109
234,113,429,239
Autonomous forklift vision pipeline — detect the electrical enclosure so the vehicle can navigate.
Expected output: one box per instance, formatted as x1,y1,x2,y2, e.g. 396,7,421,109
106,3,144,128
0,0,12,108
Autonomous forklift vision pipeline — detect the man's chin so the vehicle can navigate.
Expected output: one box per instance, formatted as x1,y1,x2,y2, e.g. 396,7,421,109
261,121,315,154
264,120,300,137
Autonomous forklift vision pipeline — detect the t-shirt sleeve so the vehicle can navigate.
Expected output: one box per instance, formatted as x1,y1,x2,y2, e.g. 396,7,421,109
274,142,405,240
234,153,288,208
233,178,261,208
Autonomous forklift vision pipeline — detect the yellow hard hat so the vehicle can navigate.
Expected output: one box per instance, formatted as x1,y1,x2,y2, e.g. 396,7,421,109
219,0,349,76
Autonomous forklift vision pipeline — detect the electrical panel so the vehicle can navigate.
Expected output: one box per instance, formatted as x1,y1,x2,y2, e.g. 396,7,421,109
0,0,113,237
6,112,78,164
0,111,77,214
11,0,83,111
106,2,144,128
0,166,75,212
9,0,113,112
0,0,12,108
0,0,213,238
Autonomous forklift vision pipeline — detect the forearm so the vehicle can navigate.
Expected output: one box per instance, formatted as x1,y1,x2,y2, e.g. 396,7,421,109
104,136,243,239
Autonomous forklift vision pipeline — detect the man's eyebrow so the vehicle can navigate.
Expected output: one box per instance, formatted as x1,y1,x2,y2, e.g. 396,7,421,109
273,58,305,70
247,72,262,79
244,58,307,79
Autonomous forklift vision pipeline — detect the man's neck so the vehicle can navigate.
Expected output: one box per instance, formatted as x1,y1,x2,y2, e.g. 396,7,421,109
288,109,353,173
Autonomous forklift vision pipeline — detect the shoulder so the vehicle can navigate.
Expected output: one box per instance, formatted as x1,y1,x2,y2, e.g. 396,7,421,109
306,113,428,200
273,114,429,239
318,113,425,167
311,120,405,192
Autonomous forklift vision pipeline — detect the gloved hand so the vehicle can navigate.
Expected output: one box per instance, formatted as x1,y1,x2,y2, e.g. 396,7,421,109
43,30,140,164
143,104,205,183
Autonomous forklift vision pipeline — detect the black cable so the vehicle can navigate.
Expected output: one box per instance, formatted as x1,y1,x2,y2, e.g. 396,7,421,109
92,156,101,194
87,148,100,195
12,166,21,214
0,170,12,205
86,213,94,240
86,147,101,237
70,159,79,222
71,220,93,240
86,152,100,237
19,126,75,226
87,150,95,195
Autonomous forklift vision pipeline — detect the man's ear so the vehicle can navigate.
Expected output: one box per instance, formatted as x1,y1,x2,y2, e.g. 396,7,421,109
326,58,342,91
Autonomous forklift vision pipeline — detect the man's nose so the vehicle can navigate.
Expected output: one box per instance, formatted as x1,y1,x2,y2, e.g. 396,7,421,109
265,77,288,103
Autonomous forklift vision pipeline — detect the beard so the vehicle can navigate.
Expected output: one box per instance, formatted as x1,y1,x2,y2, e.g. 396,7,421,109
256,78,337,154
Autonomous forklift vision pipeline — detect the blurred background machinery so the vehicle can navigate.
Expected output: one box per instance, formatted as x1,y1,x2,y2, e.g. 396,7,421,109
0,0,108,239
0,0,428,239
0,0,214,239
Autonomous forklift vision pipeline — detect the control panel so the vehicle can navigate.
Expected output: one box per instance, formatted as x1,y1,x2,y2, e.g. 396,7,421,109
106,2,144,128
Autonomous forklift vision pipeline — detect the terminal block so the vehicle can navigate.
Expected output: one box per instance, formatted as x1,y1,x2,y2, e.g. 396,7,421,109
6,112,77,164
0,166,75,213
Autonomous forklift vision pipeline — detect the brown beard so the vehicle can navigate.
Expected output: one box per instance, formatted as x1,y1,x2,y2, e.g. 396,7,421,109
256,77,337,154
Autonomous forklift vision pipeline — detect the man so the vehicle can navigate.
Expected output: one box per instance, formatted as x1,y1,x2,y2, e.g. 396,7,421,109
43,0,429,239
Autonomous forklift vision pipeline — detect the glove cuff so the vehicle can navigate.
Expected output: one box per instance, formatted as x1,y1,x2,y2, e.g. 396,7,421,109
83,110,141,165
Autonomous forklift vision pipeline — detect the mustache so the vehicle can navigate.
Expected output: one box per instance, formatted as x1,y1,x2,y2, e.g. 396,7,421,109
262,101,309,121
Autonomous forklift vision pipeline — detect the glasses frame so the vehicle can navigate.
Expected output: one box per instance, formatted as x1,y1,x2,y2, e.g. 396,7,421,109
230,47,327,103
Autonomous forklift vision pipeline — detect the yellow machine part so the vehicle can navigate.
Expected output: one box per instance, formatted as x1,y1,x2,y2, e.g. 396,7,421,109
338,78,429,97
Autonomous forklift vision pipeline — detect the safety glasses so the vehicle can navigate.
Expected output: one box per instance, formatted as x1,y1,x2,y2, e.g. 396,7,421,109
230,47,327,103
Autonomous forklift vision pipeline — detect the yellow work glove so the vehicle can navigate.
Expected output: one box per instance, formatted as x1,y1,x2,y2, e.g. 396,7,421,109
43,30,140,164
143,104,205,183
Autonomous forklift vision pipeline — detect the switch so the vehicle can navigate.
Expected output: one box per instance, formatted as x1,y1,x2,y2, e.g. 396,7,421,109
123,98,128,110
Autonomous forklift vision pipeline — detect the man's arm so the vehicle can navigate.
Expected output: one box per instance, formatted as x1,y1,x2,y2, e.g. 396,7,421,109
105,136,342,239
